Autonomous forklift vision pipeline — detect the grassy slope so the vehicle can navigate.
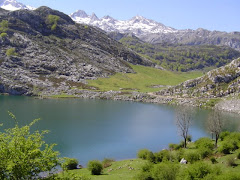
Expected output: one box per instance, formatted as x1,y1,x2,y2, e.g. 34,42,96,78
87,65,203,92
58,150,240,180
58,159,145,180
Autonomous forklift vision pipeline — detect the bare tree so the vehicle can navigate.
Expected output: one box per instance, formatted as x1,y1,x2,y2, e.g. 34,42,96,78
207,110,224,148
175,107,193,148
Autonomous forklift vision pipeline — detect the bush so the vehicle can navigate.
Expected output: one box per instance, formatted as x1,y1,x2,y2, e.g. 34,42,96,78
61,158,78,170
154,150,170,163
195,137,214,150
135,162,154,180
219,141,234,154
198,147,213,159
219,131,230,141
102,158,115,168
237,151,240,159
0,32,7,38
151,162,179,180
226,156,236,167
137,149,153,160
210,157,217,164
6,48,18,57
0,20,8,33
87,160,103,175
217,172,240,180
46,15,60,31
187,135,192,142
184,162,212,179
184,151,200,163
0,116,60,180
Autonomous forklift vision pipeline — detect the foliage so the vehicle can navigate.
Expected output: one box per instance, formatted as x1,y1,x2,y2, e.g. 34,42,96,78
87,160,103,175
218,141,234,154
0,117,60,179
154,150,170,163
46,15,60,31
198,147,213,159
195,137,214,150
102,158,115,168
137,149,153,160
0,32,7,38
0,20,8,33
183,162,213,179
151,162,179,180
226,156,236,167
61,157,78,170
120,36,240,72
219,131,230,141
237,151,240,159
210,157,217,164
6,48,18,57
184,151,200,163
186,135,192,142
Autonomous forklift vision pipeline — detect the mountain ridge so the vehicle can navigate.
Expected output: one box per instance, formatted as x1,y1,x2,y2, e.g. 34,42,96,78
0,6,153,95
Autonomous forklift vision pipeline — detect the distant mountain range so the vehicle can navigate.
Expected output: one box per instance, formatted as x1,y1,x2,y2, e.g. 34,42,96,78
1,0,240,51
0,0,34,11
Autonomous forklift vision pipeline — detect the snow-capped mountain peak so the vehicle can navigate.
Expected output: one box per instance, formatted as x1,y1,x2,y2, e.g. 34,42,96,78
70,10,177,36
0,0,35,11
70,10,88,18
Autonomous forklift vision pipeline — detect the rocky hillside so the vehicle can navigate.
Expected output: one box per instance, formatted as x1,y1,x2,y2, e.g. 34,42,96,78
0,6,154,95
158,58,240,98
140,29,240,51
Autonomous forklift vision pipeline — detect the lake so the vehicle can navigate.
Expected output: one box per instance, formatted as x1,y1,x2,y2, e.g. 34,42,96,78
0,95,240,165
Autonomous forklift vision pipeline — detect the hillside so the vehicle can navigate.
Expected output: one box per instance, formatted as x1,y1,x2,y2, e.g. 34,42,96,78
0,7,154,95
158,58,240,98
117,35,240,72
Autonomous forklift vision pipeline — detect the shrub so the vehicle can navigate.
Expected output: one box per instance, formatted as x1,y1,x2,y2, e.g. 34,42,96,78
6,48,18,57
135,162,154,180
0,116,60,180
187,135,192,142
151,162,179,180
210,157,217,164
0,32,7,38
46,15,60,31
184,162,212,179
195,137,214,150
237,151,240,159
61,158,78,170
87,160,103,175
102,158,115,168
184,151,200,163
137,149,152,160
219,141,234,154
226,156,236,167
0,20,8,33
217,172,240,180
154,150,170,163
219,131,230,141
198,147,213,159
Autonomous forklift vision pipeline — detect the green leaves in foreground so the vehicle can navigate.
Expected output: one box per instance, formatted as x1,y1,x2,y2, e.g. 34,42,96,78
0,116,60,179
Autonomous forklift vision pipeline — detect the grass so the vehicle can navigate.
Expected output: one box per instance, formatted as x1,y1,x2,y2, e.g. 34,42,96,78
87,65,203,92
58,159,146,180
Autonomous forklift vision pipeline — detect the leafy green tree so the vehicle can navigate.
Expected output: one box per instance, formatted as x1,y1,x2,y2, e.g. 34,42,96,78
0,112,60,179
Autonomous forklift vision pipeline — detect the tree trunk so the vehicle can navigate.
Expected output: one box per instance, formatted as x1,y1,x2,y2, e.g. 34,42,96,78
215,134,218,148
184,138,187,148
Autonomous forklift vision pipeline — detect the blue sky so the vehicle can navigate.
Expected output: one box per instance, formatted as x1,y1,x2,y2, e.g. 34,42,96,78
18,0,239,32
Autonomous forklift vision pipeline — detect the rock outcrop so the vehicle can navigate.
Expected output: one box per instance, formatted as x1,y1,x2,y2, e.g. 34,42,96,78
158,58,240,98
